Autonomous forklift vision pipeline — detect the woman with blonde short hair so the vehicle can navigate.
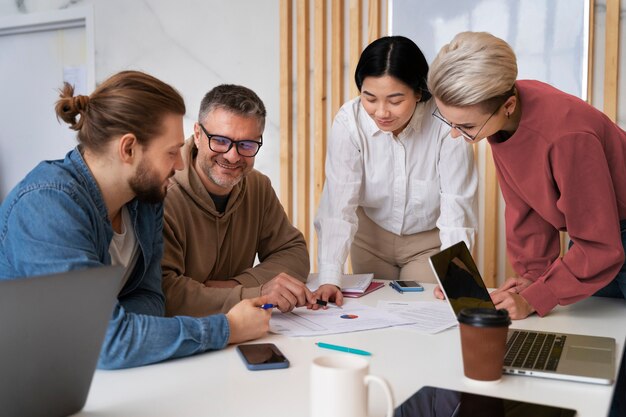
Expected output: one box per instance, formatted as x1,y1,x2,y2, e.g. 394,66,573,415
428,31,626,320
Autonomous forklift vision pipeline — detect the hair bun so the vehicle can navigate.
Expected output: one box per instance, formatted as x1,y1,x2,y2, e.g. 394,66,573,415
72,95,90,112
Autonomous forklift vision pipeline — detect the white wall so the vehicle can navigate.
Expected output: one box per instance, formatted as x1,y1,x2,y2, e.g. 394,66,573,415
0,0,281,195
0,7,96,199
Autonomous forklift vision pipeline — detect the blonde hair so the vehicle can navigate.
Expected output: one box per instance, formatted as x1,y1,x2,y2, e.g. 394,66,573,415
428,32,518,110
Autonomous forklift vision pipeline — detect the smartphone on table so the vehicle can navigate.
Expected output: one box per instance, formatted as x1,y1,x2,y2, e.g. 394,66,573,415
390,280,424,293
236,343,290,371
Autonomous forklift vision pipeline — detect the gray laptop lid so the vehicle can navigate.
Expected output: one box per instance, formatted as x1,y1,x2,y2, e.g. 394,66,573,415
429,241,616,385
0,266,124,417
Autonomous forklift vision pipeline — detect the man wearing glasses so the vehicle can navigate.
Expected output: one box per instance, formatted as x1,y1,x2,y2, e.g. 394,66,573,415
162,84,314,317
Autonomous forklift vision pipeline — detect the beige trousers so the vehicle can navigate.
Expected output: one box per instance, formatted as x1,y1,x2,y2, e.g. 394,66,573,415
350,207,441,283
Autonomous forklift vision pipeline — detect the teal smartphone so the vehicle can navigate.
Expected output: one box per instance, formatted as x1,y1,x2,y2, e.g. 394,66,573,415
390,280,424,292
236,343,290,371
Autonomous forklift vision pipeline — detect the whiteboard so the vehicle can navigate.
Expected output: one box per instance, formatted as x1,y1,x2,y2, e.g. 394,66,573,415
391,0,588,99
0,7,95,201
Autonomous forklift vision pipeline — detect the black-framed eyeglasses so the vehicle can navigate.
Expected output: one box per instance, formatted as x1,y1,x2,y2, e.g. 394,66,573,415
432,106,500,142
199,123,263,157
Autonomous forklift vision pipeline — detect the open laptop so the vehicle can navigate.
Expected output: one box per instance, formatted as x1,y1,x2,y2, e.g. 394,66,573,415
0,266,124,417
429,241,616,385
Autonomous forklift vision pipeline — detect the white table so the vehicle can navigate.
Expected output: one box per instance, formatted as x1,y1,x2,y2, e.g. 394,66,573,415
76,283,626,417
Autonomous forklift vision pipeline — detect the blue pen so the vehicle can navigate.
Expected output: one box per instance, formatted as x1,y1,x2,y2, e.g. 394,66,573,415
389,282,403,294
316,342,372,356
260,303,278,310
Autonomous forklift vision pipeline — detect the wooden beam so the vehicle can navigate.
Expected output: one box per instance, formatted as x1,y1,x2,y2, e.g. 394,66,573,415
314,0,326,211
483,146,498,288
349,0,362,99
331,0,344,118
384,0,389,35
313,0,327,269
586,0,595,104
297,0,311,242
603,0,620,121
471,142,478,260
279,0,293,219
367,0,380,43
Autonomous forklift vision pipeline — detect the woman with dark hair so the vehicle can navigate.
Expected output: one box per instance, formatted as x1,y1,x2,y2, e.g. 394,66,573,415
313,36,478,304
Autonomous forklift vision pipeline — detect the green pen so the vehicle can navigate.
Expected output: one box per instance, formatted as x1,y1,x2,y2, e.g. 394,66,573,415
315,342,372,356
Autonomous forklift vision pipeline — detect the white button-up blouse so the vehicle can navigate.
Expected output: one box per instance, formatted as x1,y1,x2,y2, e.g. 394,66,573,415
314,97,478,287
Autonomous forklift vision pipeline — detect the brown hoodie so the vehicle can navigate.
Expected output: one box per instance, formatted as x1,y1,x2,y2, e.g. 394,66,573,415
162,138,309,316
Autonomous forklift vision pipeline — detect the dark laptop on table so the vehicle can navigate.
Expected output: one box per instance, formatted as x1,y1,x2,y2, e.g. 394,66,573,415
429,241,616,385
0,266,124,417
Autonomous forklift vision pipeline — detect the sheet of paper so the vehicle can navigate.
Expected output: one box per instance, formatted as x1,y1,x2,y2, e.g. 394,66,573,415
377,300,457,334
269,300,414,337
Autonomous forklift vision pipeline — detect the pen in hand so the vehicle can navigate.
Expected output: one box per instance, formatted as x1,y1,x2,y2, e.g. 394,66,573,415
260,303,279,310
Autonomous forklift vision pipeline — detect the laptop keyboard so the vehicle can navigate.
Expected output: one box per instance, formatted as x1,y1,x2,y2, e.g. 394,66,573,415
504,331,566,371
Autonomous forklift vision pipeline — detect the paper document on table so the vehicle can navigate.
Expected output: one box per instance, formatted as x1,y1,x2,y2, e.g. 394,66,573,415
377,300,457,334
270,300,414,337
306,273,373,293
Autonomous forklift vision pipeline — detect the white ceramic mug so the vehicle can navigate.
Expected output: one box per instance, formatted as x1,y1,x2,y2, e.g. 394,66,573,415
310,355,394,417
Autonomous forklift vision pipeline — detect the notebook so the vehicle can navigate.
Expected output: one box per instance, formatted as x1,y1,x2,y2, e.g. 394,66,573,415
429,241,616,385
342,281,385,298
0,266,124,417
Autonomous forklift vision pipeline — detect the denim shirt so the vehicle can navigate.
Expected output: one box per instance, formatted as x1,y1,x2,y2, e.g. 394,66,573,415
0,148,230,369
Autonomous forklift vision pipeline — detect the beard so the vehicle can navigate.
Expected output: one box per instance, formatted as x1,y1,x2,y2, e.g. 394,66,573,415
129,159,172,204
198,156,247,190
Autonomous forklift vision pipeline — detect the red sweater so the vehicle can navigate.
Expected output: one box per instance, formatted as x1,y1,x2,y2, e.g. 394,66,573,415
489,80,626,316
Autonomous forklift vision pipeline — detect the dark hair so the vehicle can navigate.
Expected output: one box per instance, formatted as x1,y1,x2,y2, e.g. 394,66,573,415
354,36,431,101
198,84,266,129
55,70,186,153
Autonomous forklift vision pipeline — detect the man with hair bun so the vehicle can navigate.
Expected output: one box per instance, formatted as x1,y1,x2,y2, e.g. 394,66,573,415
428,31,626,320
0,71,270,369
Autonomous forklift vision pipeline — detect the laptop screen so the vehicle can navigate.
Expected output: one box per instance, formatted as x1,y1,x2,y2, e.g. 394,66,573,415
429,241,496,317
